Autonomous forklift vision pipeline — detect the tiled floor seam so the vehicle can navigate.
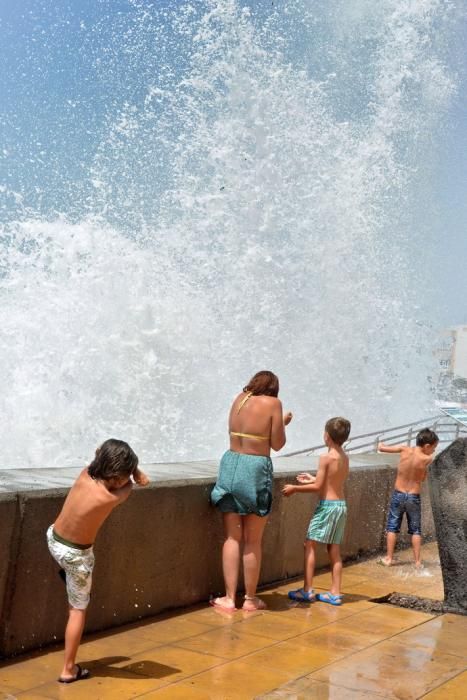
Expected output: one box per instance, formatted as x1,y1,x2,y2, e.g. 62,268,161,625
0,609,437,696
154,610,441,696
225,600,380,643
16,639,258,698
118,643,278,700
296,653,467,700
254,672,389,700
301,615,467,700
5,633,220,697
108,623,384,700
245,611,446,700
244,599,381,641
100,616,467,700
11,669,162,698
0,608,302,695
417,666,467,699
253,677,393,700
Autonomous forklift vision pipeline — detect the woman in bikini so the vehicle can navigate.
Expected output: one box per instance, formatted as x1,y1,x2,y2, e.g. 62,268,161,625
210,370,292,611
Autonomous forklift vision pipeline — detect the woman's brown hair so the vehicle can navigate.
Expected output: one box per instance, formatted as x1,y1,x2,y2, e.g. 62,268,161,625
243,370,279,397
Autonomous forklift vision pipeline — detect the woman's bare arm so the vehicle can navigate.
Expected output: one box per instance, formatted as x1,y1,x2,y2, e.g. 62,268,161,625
270,399,287,451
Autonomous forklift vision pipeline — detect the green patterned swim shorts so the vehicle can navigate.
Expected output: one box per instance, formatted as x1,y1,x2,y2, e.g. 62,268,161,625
47,525,94,609
306,500,347,544
210,450,273,517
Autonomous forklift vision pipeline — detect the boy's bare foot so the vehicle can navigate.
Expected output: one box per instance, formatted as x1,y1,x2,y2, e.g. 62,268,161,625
415,561,424,569
377,557,393,567
242,596,267,611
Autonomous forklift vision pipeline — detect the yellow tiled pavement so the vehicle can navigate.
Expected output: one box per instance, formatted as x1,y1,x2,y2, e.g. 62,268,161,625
1,543,467,699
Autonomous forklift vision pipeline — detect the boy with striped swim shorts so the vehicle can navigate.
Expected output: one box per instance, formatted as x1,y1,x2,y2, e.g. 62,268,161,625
282,417,351,606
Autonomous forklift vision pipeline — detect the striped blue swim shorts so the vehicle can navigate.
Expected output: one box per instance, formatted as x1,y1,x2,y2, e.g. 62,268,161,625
306,500,347,544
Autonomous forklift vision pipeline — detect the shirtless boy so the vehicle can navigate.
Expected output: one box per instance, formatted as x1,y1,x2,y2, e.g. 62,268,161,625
282,417,351,606
379,428,438,568
46,439,149,683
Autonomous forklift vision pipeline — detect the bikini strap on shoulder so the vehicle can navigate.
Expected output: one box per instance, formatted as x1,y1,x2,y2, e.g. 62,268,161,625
237,391,253,413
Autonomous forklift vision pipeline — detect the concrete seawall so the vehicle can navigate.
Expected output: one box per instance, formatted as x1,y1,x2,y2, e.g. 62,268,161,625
0,454,434,658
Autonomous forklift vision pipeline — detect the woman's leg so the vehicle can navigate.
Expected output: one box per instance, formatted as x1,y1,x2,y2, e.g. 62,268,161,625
214,512,243,608
242,514,268,609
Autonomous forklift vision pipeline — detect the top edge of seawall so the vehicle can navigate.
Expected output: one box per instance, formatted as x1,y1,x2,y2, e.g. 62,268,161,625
0,453,398,494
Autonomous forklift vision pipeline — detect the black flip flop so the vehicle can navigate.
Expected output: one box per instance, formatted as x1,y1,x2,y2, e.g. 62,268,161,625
58,663,90,684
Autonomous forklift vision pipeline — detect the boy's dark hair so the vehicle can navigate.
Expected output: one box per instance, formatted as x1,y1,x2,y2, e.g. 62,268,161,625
88,439,138,481
416,428,439,447
243,370,279,397
325,417,351,446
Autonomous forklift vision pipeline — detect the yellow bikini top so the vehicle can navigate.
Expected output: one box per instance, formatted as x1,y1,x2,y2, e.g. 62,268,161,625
229,392,270,442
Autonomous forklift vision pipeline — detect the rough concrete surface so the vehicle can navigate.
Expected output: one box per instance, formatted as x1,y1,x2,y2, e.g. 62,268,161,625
429,437,467,614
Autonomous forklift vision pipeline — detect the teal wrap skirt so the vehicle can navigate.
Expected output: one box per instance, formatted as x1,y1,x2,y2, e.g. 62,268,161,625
210,450,273,517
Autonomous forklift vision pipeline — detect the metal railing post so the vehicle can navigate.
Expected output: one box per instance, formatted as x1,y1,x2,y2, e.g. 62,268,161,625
407,428,413,446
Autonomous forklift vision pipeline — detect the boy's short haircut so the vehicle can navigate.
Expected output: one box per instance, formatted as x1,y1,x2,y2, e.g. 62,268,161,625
416,428,439,447
325,417,351,446
88,439,138,481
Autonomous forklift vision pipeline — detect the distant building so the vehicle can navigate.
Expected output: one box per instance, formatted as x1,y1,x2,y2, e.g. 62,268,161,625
434,325,467,401
453,326,467,379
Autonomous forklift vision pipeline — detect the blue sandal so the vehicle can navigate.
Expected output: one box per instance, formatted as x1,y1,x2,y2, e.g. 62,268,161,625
288,588,315,603
316,591,343,606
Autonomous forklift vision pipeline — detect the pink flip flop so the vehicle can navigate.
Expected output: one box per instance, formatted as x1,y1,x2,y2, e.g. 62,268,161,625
209,597,237,612
242,596,267,611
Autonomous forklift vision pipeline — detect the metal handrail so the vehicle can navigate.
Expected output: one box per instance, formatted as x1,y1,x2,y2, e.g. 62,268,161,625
283,414,465,457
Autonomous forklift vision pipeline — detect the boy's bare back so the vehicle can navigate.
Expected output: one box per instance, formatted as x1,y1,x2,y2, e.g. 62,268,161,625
320,447,349,500
393,447,431,494
283,449,349,499
54,468,133,545
379,431,438,496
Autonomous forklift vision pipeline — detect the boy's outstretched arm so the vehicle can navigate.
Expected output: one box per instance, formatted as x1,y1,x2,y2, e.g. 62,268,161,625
378,442,406,453
421,456,435,479
282,456,328,496
133,467,150,486
296,472,316,484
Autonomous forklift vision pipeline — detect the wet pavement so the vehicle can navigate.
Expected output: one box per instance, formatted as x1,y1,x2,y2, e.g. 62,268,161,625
1,542,466,699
